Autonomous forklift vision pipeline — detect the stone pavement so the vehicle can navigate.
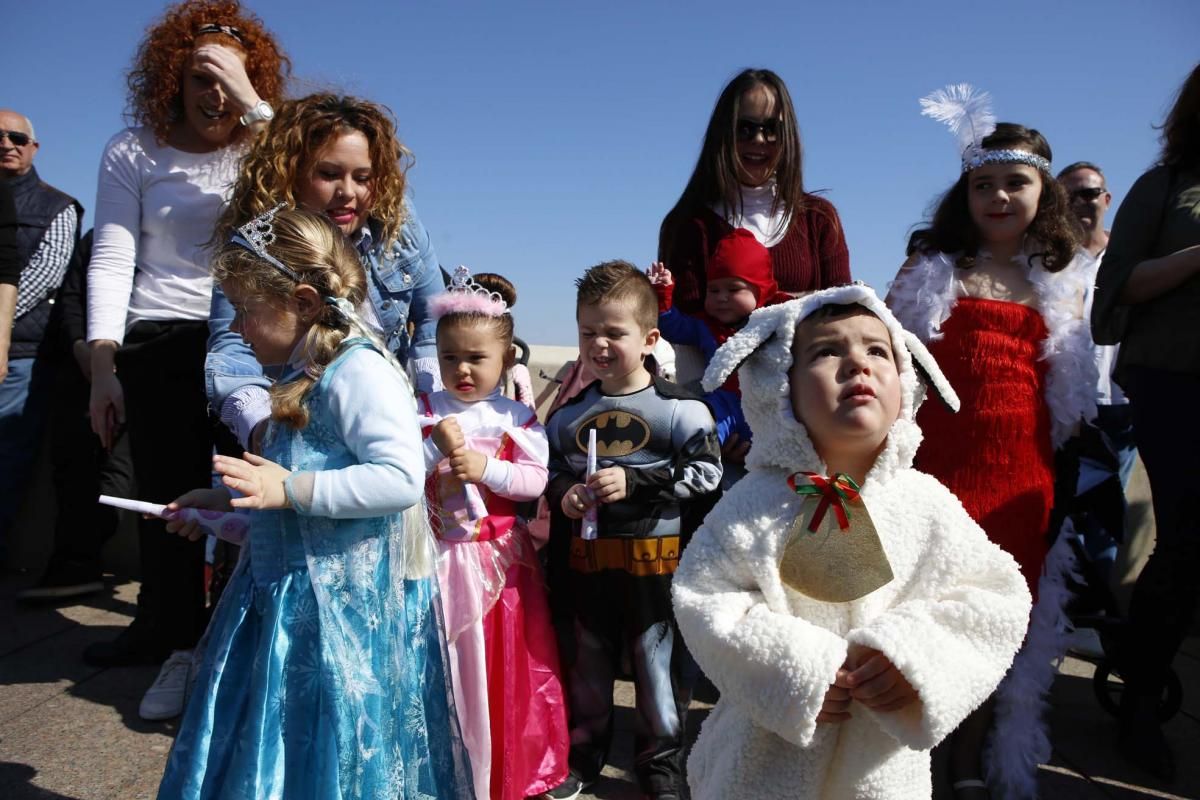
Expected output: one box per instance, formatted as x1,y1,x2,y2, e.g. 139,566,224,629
1,572,1197,800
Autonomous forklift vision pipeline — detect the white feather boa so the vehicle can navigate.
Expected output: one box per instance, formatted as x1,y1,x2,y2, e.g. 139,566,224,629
887,249,1099,447
888,250,1096,798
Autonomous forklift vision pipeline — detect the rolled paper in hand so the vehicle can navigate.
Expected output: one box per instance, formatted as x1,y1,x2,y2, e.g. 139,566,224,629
98,495,250,545
581,428,599,541
463,483,488,522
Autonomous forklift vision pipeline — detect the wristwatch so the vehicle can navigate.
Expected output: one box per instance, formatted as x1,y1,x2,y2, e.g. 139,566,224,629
239,100,275,127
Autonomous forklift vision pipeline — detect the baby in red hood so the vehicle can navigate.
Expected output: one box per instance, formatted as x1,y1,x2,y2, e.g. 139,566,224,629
650,227,791,453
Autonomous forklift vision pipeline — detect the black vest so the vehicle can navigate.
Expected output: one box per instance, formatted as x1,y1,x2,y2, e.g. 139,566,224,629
5,166,82,358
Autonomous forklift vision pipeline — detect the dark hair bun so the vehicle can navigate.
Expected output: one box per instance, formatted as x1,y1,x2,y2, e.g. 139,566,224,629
473,272,517,309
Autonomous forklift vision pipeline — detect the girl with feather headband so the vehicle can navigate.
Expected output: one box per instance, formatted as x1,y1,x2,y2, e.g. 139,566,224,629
886,85,1098,799
671,283,1031,800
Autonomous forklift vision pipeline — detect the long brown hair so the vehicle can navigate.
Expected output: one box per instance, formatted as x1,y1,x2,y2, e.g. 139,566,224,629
1159,62,1200,172
659,69,809,260
212,208,366,429
908,123,1078,272
216,94,412,248
126,0,289,145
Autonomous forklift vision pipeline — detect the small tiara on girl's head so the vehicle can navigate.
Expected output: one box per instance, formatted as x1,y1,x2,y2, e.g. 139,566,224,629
919,83,1052,175
230,202,301,282
429,265,509,320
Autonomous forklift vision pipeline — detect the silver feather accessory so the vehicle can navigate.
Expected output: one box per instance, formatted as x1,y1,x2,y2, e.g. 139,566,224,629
230,202,300,282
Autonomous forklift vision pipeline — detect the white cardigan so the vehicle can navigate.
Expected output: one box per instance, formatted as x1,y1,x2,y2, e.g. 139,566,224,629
672,285,1032,800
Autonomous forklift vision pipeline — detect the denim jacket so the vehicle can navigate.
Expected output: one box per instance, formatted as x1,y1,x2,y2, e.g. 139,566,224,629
206,201,445,445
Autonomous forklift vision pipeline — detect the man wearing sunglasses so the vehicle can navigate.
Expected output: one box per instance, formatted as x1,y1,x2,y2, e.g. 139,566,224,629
1057,160,1135,660
0,109,82,558
1059,161,1113,257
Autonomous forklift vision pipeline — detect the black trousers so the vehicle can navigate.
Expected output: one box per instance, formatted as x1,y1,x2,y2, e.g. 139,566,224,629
1121,366,1200,698
46,355,135,570
115,320,212,652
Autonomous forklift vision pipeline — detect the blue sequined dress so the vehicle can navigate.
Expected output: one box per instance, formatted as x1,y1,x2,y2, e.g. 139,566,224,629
157,342,474,799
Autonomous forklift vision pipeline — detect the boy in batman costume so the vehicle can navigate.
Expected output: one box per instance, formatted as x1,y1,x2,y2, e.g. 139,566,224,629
545,261,722,799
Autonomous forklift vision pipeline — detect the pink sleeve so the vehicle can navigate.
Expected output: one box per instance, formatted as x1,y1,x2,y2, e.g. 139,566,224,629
502,416,550,501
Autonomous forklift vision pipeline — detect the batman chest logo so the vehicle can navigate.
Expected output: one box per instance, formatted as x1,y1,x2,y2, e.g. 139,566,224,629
576,411,651,458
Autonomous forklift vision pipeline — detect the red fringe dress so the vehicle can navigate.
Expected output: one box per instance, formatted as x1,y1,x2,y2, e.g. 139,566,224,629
914,298,1054,597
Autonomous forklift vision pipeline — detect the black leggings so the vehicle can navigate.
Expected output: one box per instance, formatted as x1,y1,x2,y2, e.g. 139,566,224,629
116,320,212,652
1121,366,1200,697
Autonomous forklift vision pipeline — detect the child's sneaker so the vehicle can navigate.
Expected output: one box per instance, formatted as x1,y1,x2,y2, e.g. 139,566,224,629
139,649,193,721
538,772,587,799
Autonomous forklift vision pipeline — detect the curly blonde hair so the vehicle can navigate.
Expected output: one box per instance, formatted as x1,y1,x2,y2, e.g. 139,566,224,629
217,94,412,249
126,0,289,145
213,208,367,429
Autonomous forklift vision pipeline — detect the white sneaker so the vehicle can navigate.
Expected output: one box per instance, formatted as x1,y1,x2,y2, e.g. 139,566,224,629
139,649,193,721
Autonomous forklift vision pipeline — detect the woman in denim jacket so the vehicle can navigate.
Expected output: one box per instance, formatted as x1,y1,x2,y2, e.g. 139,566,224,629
208,94,445,450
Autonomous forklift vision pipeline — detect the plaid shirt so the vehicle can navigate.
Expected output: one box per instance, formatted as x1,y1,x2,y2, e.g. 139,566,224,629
16,205,77,319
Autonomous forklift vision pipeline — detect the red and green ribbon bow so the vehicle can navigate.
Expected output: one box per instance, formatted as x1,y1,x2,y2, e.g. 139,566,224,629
786,471,862,533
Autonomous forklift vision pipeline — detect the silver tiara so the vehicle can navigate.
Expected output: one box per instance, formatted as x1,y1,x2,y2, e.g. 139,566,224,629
230,202,300,282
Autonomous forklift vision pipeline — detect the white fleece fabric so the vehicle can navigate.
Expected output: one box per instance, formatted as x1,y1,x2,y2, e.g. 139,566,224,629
673,284,1032,800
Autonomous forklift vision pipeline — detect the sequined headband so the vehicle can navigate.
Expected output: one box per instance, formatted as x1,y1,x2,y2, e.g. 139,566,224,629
230,203,301,283
429,265,509,320
961,147,1051,174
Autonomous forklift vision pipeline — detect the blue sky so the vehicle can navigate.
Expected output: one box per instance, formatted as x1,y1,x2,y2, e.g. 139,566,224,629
4,0,1197,345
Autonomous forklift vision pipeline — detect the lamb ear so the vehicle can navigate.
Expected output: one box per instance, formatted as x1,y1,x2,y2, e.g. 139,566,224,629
904,331,960,413
701,303,791,392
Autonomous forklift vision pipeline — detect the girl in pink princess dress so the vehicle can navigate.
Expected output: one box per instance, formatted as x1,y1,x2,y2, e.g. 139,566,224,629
421,268,570,800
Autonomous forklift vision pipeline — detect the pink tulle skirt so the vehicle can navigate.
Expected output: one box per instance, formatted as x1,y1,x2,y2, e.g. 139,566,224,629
438,526,570,799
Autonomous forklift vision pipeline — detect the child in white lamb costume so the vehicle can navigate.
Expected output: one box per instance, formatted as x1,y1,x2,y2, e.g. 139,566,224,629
672,283,1032,800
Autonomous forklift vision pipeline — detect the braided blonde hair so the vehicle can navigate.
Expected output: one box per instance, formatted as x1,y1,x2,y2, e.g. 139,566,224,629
213,208,366,428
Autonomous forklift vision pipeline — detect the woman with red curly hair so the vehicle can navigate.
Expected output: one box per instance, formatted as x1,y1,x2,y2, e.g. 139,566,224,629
82,0,289,724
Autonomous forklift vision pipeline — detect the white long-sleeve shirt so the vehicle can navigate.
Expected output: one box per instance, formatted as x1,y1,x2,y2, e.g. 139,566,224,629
87,127,242,343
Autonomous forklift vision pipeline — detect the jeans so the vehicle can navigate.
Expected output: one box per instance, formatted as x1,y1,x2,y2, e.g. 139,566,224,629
0,356,53,554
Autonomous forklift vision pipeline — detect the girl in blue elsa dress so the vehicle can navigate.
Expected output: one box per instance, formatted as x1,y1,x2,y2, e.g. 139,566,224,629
156,206,473,799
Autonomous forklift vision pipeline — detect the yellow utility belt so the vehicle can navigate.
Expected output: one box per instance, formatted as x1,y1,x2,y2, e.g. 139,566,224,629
569,535,681,577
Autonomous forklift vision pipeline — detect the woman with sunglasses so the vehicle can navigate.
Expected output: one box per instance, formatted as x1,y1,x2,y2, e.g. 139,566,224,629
83,0,288,720
658,69,850,317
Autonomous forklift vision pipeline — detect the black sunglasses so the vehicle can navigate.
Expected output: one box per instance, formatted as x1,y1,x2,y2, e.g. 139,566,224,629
1069,187,1107,203
0,130,32,147
736,118,780,143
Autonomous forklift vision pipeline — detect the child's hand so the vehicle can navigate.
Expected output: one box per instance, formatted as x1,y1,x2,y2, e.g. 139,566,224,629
587,466,627,504
561,483,596,519
432,417,465,457
817,666,854,724
721,432,751,465
162,487,233,541
449,447,487,484
844,645,919,712
214,453,292,510
647,261,674,286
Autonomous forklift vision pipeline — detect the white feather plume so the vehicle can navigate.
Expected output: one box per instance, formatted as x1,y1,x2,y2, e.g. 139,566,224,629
920,83,997,156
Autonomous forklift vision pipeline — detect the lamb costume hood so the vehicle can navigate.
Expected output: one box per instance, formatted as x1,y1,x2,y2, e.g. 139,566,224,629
672,284,1032,800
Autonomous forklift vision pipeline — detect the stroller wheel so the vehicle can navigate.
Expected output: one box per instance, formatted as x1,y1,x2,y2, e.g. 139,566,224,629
1092,660,1184,722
